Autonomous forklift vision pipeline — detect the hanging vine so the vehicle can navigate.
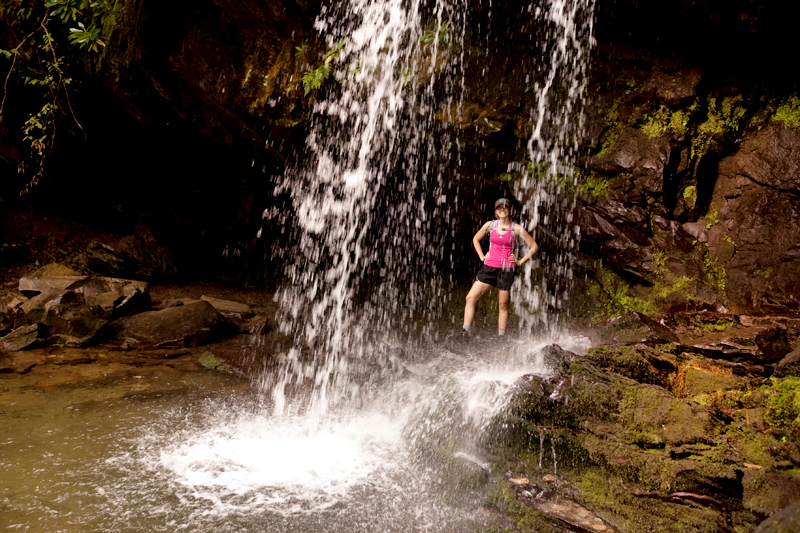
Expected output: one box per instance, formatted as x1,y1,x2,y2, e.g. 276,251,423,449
0,0,127,193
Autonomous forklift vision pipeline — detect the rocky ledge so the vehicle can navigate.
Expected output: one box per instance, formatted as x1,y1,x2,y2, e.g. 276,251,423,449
475,315,800,533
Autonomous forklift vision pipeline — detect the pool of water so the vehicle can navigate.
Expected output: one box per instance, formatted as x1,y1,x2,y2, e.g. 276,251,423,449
1,333,590,532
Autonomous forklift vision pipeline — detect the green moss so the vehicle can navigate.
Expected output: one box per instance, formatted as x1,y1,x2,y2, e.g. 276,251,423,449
702,247,727,294
753,268,773,281
683,367,747,398
726,425,778,469
692,96,748,157
641,105,691,138
772,95,800,130
766,377,800,429
683,185,697,201
588,247,698,320
588,266,657,319
199,351,230,373
577,172,610,197
705,207,720,229
578,471,724,533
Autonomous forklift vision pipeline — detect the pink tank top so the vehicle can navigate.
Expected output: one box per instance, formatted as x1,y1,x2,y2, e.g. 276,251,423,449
485,221,516,269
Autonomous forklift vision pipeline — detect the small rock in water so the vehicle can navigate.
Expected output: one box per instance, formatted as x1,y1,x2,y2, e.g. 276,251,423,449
509,478,529,485
199,351,230,372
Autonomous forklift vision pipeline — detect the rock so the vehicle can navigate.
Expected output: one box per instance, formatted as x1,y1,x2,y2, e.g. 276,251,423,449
638,68,703,107
245,315,272,335
597,312,680,345
755,326,793,362
753,499,800,533
40,290,108,347
0,311,12,336
70,240,140,279
106,301,234,349
74,277,151,318
590,128,670,175
621,384,713,446
198,351,230,372
512,480,620,533
154,298,184,310
19,287,70,324
18,263,86,297
540,344,573,371
681,367,749,398
200,295,254,318
742,470,800,517
1,324,46,352
711,123,800,313
585,344,675,388
774,347,800,378
446,452,490,490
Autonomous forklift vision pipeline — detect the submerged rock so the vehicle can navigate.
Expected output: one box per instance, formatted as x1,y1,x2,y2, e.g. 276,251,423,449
198,351,231,373
199,295,254,318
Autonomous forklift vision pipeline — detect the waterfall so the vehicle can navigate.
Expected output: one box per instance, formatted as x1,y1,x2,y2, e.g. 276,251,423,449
261,0,595,417
511,0,596,332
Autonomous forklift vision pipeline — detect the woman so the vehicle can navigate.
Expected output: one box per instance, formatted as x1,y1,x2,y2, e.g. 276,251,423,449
460,198,538,339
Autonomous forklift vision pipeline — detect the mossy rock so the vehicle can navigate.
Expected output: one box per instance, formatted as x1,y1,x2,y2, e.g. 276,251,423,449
578,471,726,533
765,377,800,429
198,351,230,372
484,479,575,532
586,345,675,388
724,424,781,470
742,470,800,517
682,367,749,398
620,384,714,446
774,347,800,378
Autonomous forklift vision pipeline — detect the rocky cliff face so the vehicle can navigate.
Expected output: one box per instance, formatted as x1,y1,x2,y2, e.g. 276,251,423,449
575,51,800,316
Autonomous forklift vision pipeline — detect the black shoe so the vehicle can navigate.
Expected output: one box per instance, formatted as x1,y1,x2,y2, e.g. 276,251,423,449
451,329,471,345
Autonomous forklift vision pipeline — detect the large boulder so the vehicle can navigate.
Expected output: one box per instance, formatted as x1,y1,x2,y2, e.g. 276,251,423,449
106,301,234,349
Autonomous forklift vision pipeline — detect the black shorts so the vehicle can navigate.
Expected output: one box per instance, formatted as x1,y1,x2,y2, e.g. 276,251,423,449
476,265,516,291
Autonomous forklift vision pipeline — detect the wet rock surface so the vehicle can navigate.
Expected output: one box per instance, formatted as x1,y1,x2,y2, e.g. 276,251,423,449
485,329,800,533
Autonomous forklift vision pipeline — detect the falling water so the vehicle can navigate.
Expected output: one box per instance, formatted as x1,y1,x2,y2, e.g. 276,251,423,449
262,0,596,419
264,0,471,418
509,0,596,332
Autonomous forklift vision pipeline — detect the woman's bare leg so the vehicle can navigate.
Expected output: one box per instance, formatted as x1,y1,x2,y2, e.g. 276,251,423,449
464,281,492,328
498,290,510,332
